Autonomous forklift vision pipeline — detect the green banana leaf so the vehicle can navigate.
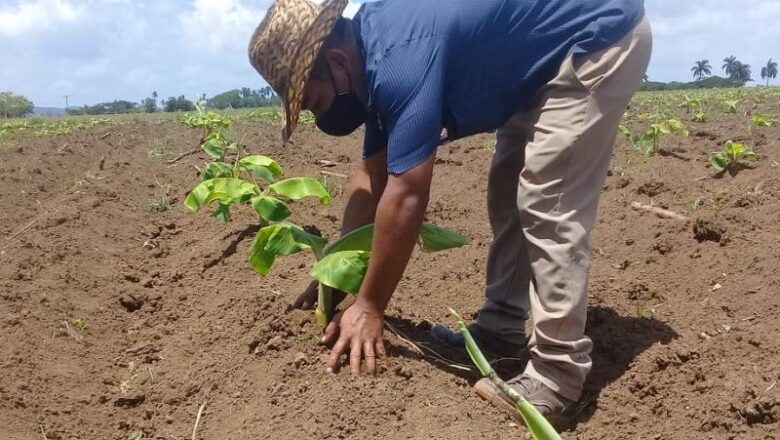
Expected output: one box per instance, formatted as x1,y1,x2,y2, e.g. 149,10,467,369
268,177,331,205
201,161,234,181
238,155,283,183
322,224,375,256
250,195,291,222
310,250,371,294
249,223,327,275
184,178,258,212
418,223,467,252
201,136,226,160
322,223,467,257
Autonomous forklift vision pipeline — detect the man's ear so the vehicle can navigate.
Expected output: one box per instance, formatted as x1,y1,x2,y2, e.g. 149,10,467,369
325,48,352,79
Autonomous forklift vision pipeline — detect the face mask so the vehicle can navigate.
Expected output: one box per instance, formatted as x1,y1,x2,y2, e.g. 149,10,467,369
315,73,367,136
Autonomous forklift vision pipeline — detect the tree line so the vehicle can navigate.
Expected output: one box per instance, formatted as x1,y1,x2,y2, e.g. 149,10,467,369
690,56,777,85
69,87,280,115
0,87,281,118
0,92,34,118
640,56,777,92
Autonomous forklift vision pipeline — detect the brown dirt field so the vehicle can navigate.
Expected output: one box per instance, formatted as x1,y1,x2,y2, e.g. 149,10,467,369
1,111,778,440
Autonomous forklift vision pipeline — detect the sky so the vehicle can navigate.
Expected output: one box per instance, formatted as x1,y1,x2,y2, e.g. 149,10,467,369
1,0,779,108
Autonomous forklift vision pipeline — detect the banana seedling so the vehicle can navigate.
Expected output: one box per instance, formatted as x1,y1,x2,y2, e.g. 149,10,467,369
748,113,775,134
723,99,739,114
692,110,707,123
709,140,756,172
678,94,701,114
183,112,466,326
251,222,466,326
619,118,688,156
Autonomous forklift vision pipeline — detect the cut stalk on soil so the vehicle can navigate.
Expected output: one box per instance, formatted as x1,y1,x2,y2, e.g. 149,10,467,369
448,308,561,440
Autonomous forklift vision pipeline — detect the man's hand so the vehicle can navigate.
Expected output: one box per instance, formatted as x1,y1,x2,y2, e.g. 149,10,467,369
322,298,387,375
322,152,436,376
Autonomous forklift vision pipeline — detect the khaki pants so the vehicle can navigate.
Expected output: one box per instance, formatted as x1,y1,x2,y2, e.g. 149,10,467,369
475,16,652,401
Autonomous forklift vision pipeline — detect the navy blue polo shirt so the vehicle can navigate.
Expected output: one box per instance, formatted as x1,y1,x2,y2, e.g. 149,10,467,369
352,0,644,173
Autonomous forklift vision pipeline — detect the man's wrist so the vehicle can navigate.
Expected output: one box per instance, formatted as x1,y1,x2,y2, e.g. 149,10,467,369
354,295,387,315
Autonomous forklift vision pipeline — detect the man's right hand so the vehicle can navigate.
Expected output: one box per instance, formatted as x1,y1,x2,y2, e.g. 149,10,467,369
291,280,348,310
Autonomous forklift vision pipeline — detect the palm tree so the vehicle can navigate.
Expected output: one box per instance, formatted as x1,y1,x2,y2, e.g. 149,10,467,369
730,61,752,84
691,60,712,81
761,58,778,86
723,55,738,77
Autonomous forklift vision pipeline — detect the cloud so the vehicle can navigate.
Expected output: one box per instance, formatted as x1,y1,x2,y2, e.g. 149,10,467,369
0,0,80,36
645,0,780,82
1,0,777,107
179,0,271,52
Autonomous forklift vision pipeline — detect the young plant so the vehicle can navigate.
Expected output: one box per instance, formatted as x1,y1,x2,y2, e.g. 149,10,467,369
709,140,756,172
180,99,233,161
183,111,466,326
449,308,561,440
723,99,739,114
251,222,466,326
692,110,707,123
148,196,172,213
749,113,775,133
71,318,87,332
678,94,701,114
620,119,688,156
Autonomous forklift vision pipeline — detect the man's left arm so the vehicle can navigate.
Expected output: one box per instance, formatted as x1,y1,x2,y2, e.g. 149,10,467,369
323,151,436,375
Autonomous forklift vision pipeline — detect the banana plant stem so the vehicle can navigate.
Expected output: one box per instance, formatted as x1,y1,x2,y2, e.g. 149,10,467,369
315,284,332,327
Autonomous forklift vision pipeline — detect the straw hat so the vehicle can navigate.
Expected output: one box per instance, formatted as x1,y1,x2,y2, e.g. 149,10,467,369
248,0,348,141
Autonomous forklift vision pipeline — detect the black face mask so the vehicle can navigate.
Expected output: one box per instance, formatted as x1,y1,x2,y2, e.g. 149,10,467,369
315,73,367,136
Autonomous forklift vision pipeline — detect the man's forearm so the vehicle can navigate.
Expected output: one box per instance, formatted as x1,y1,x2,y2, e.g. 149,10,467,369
340,152,388,234
355,155,435,312
356,186,427,311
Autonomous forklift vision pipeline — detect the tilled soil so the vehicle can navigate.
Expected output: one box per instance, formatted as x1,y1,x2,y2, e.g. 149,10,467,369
0,113,778,440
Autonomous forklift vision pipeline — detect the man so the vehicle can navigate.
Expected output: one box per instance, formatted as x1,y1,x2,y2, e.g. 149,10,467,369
248,0,651,428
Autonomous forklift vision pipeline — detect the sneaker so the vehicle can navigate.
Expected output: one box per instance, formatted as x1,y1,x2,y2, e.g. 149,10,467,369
430,323,527,359
473,374,577,431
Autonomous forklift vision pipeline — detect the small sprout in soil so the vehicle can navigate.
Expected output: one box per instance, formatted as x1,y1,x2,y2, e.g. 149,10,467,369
709,140,756,172
692,111,707,123
723,99,740,114
71,318,87,332
448,308,561,440
678,94,701,113
708,196,723,211
148,196,173,213
619,118,688,156
318,173,333,196
750,113,774,128
685,197,702,214
127,432,144,440
63,320,84,341
147,146,170,161
749,113,775,133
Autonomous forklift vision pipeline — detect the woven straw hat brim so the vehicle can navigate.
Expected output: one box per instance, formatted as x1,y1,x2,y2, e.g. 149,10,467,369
283,0,348,142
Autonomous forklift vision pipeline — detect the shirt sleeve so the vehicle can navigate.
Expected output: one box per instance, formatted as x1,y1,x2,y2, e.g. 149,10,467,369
372,37,446,174
362,111,388,159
